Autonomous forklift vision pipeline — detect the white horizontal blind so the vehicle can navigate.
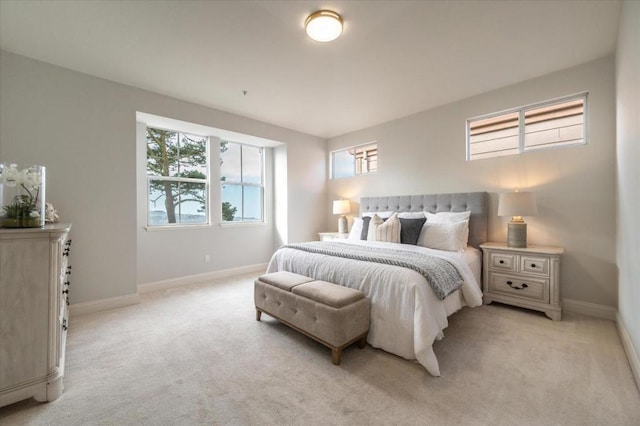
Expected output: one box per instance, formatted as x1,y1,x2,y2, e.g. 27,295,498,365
466,93,587,161
353,144,378,174
331,142,378,179
468,112,520,160
524,98,584,151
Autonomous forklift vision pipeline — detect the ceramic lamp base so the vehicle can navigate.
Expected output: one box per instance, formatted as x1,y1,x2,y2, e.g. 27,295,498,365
507,222,527,248
338,216,348,234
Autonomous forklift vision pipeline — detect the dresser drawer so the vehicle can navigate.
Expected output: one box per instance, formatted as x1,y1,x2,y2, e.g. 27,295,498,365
489,252,517,271
489,273,549,303
520,256,549,276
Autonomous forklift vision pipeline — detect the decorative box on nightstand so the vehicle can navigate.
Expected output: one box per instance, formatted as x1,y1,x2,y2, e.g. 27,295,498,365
480,242,564,321
318,232,349,242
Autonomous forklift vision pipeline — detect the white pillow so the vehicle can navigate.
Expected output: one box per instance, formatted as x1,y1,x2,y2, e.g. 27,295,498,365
425,211,471,247
418,221,467,252
367,213,400,243
362,211,394,219
425,211,471,222
398,211,426,219
348,218,363,241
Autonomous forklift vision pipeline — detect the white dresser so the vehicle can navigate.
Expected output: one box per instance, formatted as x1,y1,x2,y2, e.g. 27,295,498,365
480,242,563,321
0,223,72,407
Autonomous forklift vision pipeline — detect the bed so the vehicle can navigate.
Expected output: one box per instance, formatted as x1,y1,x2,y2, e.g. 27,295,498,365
267,192,488,376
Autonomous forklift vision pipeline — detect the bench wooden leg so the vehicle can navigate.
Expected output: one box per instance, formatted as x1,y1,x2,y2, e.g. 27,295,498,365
332,348,342,365
256,309,262,321
357,335,367,349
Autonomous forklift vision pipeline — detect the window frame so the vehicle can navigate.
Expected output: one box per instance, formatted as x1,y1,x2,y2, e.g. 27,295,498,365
145,126,211,229
466,92,588,161
220,140,265,224
330,142,378,180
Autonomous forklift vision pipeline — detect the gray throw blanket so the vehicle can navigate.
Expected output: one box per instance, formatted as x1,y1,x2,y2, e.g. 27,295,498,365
283,242,463,300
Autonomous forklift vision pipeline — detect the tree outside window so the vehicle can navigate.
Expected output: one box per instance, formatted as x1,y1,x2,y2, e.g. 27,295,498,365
146,127,209,226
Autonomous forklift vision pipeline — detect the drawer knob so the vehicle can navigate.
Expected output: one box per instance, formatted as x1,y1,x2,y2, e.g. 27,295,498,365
531,263,536,268
499,260,505,264
506,280,529,290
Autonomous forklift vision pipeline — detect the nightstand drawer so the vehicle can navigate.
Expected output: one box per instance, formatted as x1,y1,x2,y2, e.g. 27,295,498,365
520,256,549,276
489,252,517,271
489,273,549,303
318,232,349,242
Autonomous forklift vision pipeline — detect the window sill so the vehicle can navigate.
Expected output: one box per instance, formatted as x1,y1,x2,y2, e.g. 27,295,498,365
145,224,211,232
219,221,267,228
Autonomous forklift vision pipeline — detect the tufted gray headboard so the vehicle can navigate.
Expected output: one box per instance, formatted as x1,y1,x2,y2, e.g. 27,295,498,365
360,192,489,248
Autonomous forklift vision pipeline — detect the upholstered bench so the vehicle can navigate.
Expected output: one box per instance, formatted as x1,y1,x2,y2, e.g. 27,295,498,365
255,271,370,365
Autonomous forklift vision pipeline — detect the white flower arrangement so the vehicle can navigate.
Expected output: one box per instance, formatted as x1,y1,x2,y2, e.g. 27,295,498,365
0,163,45,227
0,164,43,188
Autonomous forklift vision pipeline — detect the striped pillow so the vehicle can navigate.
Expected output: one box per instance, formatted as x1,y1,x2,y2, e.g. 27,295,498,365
367,213,400,243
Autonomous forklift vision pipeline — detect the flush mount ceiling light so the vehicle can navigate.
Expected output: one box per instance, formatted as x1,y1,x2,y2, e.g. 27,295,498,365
305,10,343,42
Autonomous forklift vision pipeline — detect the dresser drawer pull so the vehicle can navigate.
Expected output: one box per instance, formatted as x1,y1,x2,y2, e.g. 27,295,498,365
62,289,69,295
506,280,528,290
531,263,536,268
64,280,70,286
499,260,504,264
66,266,72,275
62,319,68,331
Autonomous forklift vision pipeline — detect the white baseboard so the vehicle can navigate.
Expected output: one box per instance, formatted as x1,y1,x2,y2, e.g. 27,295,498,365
138,262,268,293
68,263,267,317
69,293,140,317
562,298,617,320
616,313,640,390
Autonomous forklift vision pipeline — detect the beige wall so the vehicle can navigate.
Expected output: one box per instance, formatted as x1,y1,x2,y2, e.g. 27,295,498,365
327,57,617,307
0,51,327,303
0,47,623,312
616,0,640,368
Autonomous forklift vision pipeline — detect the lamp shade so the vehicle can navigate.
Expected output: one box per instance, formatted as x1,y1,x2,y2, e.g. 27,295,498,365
332,200,351,215
498,192,538,217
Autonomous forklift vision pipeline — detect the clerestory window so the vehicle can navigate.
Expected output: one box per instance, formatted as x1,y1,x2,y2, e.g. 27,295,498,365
331,143,378,179
466,93,587,161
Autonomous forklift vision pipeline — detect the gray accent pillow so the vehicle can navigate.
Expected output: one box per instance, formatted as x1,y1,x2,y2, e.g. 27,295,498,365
361,216,372,240
399,217,426,245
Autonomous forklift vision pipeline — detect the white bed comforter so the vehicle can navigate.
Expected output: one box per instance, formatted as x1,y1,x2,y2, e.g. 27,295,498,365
266,239,483,376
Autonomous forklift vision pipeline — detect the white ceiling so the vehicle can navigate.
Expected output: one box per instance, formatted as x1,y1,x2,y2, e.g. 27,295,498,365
0,0,621,139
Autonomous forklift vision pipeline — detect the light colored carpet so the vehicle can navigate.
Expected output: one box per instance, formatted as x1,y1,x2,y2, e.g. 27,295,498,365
1,272,638,426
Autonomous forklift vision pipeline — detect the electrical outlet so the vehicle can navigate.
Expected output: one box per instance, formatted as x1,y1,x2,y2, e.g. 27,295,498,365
204,254,210,264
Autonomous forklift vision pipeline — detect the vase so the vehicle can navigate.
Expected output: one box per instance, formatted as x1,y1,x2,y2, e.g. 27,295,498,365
0,163,46,228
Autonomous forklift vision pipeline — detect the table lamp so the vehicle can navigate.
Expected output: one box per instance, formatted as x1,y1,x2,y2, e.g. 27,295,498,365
498,191,538,248
333,200,351,234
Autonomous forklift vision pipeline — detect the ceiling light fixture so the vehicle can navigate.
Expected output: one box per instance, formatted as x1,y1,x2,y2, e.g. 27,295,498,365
305,10,343,42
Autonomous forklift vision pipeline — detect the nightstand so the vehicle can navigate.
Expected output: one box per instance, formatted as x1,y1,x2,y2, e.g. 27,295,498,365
480,242,564,320
318,232,349,242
